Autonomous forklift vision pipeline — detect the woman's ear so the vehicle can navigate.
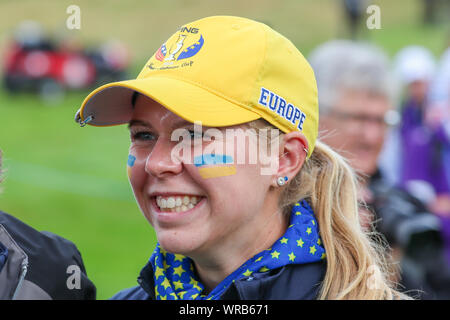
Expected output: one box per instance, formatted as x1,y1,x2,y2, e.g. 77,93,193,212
274,132,308,186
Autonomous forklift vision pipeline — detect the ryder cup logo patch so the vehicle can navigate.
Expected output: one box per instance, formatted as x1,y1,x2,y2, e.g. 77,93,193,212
149,26,204,71
258,87,307,131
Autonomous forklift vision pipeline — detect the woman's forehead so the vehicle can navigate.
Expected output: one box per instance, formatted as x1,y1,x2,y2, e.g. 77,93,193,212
131,95,192,129
130,94,253,132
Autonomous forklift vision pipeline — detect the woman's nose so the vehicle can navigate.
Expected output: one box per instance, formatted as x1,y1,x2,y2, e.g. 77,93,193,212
144,138,183,178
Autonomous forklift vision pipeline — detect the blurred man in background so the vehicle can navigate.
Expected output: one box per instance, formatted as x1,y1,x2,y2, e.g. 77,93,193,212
0,150,96,299
309,40,450,299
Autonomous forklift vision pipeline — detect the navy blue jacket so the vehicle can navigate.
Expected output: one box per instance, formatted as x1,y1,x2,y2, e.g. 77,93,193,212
0,211,96,299
111,259,326,300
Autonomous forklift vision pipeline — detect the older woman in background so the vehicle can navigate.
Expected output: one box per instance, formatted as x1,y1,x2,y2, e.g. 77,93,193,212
309,40,450,299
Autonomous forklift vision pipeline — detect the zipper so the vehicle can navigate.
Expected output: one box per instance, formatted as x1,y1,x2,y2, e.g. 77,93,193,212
12,258,28,300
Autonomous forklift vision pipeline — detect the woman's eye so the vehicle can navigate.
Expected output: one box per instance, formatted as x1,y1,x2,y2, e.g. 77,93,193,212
131,131,156,141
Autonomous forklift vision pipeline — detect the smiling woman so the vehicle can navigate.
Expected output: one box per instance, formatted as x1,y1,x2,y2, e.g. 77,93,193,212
75,16,409,300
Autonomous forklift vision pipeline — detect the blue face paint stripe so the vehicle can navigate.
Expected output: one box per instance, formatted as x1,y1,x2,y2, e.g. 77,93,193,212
194,154,233,167
127,154,136,167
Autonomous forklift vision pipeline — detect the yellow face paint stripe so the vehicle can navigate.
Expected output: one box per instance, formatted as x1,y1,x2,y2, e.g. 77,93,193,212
198,165,236,179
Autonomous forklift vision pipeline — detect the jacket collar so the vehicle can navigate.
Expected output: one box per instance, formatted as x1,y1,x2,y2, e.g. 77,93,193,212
138,259,326,300
138,260,156,300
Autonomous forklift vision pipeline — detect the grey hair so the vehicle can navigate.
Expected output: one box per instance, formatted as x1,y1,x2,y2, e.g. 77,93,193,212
308,40,398,114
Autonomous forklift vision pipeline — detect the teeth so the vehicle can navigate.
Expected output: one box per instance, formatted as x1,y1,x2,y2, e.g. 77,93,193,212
167,197,175,208
156,195,202,212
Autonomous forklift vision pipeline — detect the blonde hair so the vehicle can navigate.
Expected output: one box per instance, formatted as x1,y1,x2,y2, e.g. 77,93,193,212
249,119,409,300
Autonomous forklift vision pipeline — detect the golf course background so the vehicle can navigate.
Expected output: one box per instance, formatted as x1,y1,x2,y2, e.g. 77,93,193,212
0,0,448,299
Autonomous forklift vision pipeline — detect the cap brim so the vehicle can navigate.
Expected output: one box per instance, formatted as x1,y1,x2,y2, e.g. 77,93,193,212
78,77,261,128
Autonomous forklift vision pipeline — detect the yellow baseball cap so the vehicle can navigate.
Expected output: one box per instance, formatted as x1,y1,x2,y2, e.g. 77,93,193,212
75,15,318,157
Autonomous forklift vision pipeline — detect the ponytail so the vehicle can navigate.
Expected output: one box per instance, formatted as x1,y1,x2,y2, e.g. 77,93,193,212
249,119,409,299
290,141,408,299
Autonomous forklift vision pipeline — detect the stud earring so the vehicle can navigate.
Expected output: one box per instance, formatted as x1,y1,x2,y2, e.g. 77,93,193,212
277,176,288,186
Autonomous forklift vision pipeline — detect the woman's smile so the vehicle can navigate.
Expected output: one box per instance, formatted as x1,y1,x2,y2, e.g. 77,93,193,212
155,194,202,212
149,193,207,225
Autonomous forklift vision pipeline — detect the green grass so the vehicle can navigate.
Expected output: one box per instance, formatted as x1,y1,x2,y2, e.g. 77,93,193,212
1,0,448,62
0,90,156,298
0,0,448,299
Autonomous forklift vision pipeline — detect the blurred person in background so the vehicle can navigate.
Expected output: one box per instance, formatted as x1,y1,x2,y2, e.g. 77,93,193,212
422,0,450,25
391,46,450,216
309,40,450,299
341,0,369,40
427,46,450,262
0,150,96,299
385,46,450,264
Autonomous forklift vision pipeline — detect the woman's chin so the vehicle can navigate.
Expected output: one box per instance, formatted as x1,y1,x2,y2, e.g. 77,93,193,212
157,232,201,256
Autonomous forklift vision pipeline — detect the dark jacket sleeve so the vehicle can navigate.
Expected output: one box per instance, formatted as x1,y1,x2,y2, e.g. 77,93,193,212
0,211,96,300
110,285,150,300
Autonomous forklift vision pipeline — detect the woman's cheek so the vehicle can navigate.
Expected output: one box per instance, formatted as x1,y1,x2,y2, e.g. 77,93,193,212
127,146,148,192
